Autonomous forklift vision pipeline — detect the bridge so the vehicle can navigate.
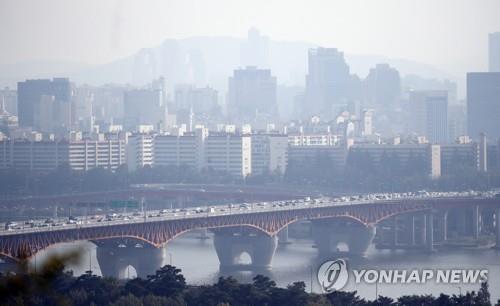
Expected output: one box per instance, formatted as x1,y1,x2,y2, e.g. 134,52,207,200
0,184,304,208
1,192,500,277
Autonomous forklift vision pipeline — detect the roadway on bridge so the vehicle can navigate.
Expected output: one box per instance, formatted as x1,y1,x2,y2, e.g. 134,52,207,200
1,190,497,237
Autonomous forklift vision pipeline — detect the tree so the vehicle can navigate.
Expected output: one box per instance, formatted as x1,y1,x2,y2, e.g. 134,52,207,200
475,282,492,306
326,290,366,306
146,265,186,297
110,294,144,306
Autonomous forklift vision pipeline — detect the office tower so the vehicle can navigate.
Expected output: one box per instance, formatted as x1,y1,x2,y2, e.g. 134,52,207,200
409,91,448,144
174,85,219,128
363,64,401,109
240,27,269,68
33,95,56,133
73,86,94,133
123,88,166,131
361,109,374,136
227,66,277,123
448,103,467,142
467,72,500,139
489,32,500,72
305,48,352,119
17,78,73,132
0,87,17,115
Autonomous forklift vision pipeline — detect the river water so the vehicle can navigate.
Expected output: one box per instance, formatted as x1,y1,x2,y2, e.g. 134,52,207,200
9,231,500,302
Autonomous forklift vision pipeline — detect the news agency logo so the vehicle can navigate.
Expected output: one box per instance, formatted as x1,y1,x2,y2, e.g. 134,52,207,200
317,258,489,294
317,259,349,293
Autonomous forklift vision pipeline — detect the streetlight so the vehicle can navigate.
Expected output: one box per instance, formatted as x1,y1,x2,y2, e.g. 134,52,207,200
169,253,173,265
454,285,462,296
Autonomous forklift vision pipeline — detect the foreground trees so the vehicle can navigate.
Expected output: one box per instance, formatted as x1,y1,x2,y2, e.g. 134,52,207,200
0,259,496,306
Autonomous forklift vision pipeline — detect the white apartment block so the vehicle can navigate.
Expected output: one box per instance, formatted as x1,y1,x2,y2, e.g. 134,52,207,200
288,145,348,172
350,144,441,179
126,134,154,172
68,140,125,171
288,134,340,146
154,135,200,169
251,134,288,175
205,134,251,178
0,139,125,172
127,128,250,179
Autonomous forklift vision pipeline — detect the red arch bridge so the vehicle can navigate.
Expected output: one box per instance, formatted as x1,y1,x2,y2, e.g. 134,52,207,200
1,196,499,277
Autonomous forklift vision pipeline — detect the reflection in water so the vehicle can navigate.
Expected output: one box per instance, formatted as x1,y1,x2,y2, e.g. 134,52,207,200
7,232,500,301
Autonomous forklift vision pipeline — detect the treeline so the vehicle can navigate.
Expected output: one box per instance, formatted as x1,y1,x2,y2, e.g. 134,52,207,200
0,260,496,306
0,165,239,196
1,152,500,196
284,151,500,193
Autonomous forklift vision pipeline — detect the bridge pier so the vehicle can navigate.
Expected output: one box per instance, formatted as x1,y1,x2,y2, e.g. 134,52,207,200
0,256,20,274
495,209,500,249
411,215,416,245
278,225,291,245
311,218,375,257
392,216,399,246
472,205,483,240
94,239,164,279
212,227,278,271
426,211,434,252
440,211,448,242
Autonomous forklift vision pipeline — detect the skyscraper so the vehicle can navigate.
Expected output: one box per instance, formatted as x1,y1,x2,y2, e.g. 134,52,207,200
409,90,448,144
489,32,500,72
363,64,401,109
240,28,269,68
123,88,166,131
467,72,500,139
17,78,73,132
174,85,219,129
305,48,352,119
227,66,277,123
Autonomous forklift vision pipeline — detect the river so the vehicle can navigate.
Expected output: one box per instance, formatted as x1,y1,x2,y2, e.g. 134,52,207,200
8,231,500,302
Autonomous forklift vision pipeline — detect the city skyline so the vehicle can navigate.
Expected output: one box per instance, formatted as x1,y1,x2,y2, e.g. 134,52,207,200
1,0,500,79
2,2,500,303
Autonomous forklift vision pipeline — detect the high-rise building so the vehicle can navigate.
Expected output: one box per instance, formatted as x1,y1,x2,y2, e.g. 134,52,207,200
73,86,94,133
363,64,401,109
154,127,208,171
123,88,166,131
174,85,219,129
33,95,56,133
251,134,288,175
205,134,252,178
489,32,500,72
227,66,277,123
17,78,73,132
305,48,351,118
0,138,125,172
0,87,17,115
350,144,442,179
448,103,467,142
240,28,269,68
409,91,448,144
361,109,374,136
126,133,154,172
467,72,500,140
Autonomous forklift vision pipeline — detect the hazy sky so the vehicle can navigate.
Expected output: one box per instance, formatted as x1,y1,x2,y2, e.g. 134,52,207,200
1,0,499,77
